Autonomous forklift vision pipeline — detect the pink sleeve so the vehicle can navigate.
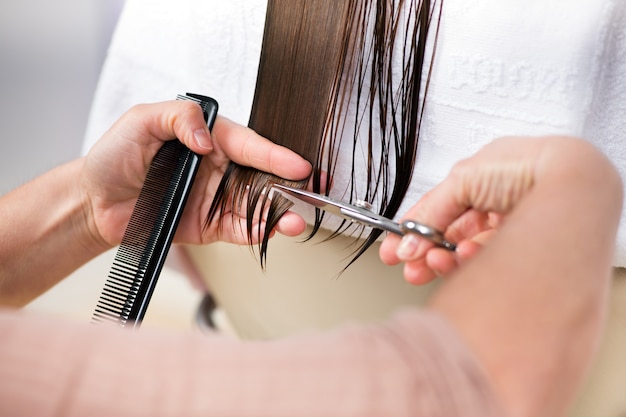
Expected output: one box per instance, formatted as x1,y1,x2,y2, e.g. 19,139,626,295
0,308,503,417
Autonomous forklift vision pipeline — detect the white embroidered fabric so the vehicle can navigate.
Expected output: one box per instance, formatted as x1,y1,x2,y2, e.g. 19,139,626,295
83,0,626,266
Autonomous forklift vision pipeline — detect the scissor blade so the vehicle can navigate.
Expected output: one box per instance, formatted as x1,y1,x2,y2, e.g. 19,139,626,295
273,183,399,232
272,183,344,216
272,184,456,250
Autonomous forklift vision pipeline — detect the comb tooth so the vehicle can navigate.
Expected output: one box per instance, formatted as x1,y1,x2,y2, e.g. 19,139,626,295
105,277,133,293
107,268,135,281
98,292,128,308
95,294,126,311
92,309,121,323
107,270,140,287
92,94,218,328
101,286,131,303
94,305,122,318
92,310,128,326
92,291,135,323
176,93,202,105
93,263,140,321
103,271,137,291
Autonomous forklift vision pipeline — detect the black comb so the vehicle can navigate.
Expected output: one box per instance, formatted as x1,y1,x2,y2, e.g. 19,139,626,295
92,93,218,328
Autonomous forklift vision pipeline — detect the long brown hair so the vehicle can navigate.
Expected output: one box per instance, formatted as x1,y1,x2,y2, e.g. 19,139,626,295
207,0,443,268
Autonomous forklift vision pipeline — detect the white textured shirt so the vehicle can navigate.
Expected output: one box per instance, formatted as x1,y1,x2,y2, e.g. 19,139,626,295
83,0,626,266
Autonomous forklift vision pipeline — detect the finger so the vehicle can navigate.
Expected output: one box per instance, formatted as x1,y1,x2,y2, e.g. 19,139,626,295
403,259,438,285
444,209,491,243
207,200,307,244
469,229,496,246
396,233,435,262
124,101,214,154
425,237,486,274
380,233,403,265
212,116,312,180
386,207,492,265
274,211,308,237
425,248,459,276
456,239,483,261
399,177,469,235
381,177,471,270
212,213,265,246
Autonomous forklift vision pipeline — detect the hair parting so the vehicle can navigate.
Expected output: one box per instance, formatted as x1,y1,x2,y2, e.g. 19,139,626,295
205,0,444,270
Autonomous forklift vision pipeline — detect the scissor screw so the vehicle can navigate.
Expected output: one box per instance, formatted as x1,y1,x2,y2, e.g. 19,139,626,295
354,200,374,211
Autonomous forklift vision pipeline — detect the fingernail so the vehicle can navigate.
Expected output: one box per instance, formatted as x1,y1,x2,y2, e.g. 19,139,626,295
396,234,420,260
194,129,213,151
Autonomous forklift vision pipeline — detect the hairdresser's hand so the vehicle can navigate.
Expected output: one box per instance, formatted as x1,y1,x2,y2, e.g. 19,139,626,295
380,136,548,285
81,100,312,249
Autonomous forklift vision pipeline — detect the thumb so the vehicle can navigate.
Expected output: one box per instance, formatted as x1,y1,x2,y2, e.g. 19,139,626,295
123,100,214,154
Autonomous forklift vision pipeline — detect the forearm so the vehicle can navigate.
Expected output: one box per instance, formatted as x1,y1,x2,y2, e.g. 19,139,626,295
429,138,623,417
0,309,502,417
0,158,108,306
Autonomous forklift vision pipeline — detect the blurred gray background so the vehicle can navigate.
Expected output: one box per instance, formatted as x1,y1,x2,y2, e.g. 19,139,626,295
0,0,124,194
1,1,203,328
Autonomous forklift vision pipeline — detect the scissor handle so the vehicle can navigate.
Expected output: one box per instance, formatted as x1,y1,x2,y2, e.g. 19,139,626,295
342,207,456,251
400,220,457,251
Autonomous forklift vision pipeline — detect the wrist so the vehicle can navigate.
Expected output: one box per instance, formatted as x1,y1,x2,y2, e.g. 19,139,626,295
0,158,110,306
73,158,113,257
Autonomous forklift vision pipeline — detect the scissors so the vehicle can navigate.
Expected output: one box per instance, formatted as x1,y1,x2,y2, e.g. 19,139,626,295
272,183,456,251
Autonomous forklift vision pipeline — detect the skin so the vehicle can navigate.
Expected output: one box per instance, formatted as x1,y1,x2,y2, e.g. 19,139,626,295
381,136,623,417
0,100,311,307
0,105,622,417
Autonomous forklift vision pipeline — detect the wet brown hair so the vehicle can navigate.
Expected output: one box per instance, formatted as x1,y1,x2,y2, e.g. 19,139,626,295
206,0,443,268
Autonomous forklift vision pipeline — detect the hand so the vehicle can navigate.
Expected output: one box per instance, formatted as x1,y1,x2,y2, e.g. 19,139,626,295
81,100,312,249
380,136,547,284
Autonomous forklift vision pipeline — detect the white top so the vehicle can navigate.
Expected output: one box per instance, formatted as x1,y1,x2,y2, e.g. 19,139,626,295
84,0,626,267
